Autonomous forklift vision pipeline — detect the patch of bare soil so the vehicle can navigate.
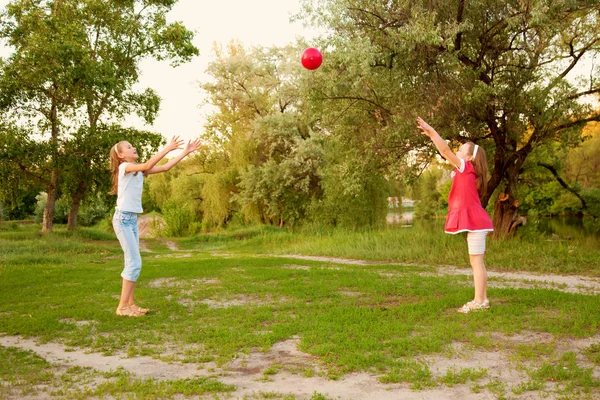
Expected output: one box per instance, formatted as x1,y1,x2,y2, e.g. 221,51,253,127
137,214,164,239
160,238,179,251
0,334,503,399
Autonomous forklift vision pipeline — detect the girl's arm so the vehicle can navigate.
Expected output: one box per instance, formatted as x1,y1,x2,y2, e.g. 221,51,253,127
416,117,462,169
145,138,202,175
125,136,184,173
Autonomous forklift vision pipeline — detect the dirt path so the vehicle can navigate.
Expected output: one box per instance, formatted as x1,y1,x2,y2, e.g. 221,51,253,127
3,331,597,399
0,335,497,399
273,254,600,295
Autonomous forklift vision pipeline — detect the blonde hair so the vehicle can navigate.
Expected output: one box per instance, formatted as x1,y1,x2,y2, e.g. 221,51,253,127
465,142,488,197
108,141,128,195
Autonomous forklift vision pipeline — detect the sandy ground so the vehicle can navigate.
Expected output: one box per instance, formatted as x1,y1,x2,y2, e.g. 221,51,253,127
2,253,599,399
0,335,514,400
2,330,598,399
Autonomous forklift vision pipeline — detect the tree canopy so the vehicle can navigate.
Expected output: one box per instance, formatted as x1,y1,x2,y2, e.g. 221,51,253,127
298,0,600,236
0,0,198,231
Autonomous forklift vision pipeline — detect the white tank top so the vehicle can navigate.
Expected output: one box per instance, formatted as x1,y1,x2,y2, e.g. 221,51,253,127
116,162,144,213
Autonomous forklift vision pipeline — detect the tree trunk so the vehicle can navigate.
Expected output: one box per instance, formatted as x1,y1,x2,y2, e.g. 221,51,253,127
42,170,59,233
43,91,60,233
67,179,86,231
491,192,526,239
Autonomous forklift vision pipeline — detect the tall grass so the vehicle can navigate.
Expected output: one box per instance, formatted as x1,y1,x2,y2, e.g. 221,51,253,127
179,220,600,275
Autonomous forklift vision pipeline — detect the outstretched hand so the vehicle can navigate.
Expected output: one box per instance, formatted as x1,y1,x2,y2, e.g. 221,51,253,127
416,117,435,137
184,138,202,155
165,136,185,152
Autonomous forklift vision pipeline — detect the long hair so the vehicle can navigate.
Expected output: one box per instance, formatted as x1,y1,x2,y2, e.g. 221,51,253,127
465,142,488,198
109,141,127,195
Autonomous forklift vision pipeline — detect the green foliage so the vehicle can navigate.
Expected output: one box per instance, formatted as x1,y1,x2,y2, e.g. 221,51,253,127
201,170,238,228
34,193,68,224
161,200,193,237
517,133,600,217
201,44,327,229
566,123,600,189
76,194,111,227
0,0,197,231
0,124,48,219
411,166,447,219
309,150,390,229
298,0,600,236
582,188,600,218
237,129,325,227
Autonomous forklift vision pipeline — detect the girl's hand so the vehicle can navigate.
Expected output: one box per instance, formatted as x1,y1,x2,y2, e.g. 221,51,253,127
184,138,202,155
165,136,185,152
417,117,435,137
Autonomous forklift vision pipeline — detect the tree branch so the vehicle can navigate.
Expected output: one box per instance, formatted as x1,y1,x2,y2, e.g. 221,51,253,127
566,87,600,100
322,95,392,115
538,163,587,210
544,37,600,95
18,163,49,186
454,0,465,51
553,113,600,133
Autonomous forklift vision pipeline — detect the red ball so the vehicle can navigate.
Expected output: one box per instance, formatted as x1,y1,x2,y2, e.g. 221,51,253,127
301,47,323,70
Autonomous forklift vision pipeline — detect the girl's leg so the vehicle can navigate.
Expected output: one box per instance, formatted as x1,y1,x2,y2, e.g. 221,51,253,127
469,254,488,304
119,279,136,309
113,211,143,316
127,220,140,308
464,232,489,309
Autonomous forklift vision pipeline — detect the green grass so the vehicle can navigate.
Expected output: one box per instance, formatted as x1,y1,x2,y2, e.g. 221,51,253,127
0,222,599,399
178,220,600,275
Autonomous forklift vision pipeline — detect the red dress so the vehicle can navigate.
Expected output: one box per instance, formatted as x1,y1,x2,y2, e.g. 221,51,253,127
445,160,494,234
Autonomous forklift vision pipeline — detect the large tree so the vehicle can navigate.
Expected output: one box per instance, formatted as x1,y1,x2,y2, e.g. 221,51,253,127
300,0,600,237
60,125,164,230
0,0,198,232
201,43,324,227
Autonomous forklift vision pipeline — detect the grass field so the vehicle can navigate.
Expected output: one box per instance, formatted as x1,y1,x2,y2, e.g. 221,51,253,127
1,222,599,399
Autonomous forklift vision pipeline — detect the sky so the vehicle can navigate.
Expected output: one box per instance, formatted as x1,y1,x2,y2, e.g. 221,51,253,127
0,1,596,146
127,0,321,142
0,0,321,142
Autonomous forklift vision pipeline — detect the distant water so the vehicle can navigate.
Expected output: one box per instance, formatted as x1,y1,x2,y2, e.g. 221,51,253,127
387,212,600,239
386,211,414,225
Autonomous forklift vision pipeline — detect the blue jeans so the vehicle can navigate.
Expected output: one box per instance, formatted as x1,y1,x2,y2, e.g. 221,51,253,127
112,210,142,282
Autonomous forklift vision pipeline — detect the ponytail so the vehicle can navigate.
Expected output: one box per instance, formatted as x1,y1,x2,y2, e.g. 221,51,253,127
467,142,488,198
108,142,126,195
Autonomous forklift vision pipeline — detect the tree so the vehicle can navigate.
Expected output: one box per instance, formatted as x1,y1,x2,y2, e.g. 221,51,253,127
0,0,198,232
0,124,44,219
61,125,163,230
201,43,324,228
300,0,600,237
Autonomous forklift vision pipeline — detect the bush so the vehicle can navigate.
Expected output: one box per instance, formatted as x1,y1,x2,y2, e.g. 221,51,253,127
77,195,110,226
308,159,389,229
162,201,194,237
582,188,600,217
34,193,69,224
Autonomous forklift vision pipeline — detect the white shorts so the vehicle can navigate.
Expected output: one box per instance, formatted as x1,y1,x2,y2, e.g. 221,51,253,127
467,231,488,255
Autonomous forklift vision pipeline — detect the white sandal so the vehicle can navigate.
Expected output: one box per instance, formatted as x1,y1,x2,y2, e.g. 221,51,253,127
458,300,489,314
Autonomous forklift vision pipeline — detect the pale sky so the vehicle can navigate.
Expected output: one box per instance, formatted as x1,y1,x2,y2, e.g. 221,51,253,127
0,1,596,145
127,0,321,142
0,0,321,142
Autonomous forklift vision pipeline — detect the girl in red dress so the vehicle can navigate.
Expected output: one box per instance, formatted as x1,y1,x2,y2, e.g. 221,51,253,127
417,117,494,313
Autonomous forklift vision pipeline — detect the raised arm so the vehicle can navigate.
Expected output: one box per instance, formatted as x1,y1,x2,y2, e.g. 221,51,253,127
145,138,202,175
125,136,184,173
416,117,462,169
